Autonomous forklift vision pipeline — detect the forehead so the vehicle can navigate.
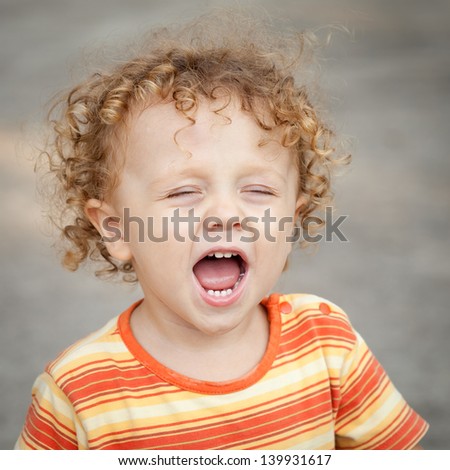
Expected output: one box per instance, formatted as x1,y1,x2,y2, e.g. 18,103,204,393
120,98,292,177
128,100,267,142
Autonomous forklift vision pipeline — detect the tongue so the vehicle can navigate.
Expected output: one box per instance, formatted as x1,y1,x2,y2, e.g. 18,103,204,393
193,257,241,290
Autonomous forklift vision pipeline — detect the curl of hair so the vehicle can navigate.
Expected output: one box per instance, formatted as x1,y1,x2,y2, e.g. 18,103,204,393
38,10,350,282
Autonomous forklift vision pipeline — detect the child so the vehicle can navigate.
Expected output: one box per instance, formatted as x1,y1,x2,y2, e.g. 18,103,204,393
16,12,428,450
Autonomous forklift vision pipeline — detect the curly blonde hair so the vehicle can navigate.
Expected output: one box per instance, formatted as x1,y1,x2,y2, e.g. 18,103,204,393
40,10,349,281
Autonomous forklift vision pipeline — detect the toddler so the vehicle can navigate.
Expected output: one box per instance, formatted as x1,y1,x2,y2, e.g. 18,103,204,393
16,12,428,450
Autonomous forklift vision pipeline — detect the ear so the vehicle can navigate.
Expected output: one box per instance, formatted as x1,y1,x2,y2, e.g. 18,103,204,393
85,199,132,262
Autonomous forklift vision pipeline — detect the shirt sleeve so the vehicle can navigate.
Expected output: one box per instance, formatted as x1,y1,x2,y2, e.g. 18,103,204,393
334,330,429,449
15,372,83,450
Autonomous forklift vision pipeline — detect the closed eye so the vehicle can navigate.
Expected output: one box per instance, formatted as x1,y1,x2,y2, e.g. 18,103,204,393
167,190,199,198
166,186,202,199
242,186,277,196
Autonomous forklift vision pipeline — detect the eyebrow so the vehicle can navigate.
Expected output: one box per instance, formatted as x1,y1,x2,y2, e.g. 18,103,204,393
150,164,288,187
238,165,288,184
148,166,209,186
163,165,286,183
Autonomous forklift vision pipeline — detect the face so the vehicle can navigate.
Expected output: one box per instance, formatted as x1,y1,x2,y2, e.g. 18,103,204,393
90,98,303,338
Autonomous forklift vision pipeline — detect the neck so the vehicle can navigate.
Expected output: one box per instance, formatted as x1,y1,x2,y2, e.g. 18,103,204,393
130,299,270,381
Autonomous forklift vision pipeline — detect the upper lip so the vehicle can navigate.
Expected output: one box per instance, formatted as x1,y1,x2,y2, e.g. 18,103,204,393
193,246,249,267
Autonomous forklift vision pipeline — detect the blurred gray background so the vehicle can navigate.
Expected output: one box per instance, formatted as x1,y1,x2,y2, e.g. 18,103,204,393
1,0,449,449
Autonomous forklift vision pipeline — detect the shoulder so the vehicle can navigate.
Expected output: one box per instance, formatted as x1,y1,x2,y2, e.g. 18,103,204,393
279,293,358,348
281,293,351,321
45,305,136,388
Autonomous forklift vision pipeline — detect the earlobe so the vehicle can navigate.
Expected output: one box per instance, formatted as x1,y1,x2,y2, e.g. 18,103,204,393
84,199,132,262
84,199,105,233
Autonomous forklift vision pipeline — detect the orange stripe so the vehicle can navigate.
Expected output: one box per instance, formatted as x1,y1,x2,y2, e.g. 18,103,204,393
65,372,167,405
349,403,411,449
336,360,388,423
244,414,334,450
336,378,391,431
76,386,182,413
26,405,77,449
58,358,141,387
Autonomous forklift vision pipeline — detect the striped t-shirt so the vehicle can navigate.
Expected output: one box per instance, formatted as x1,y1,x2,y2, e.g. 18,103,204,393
16,293,428,450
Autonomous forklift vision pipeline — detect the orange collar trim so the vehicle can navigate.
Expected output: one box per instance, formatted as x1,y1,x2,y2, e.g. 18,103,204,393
118,293,283,395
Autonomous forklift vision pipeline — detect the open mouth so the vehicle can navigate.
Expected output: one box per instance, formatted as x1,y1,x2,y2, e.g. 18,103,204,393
193,251,247,300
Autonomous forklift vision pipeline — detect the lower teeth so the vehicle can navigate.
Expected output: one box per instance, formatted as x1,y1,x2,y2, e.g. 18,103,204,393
207,288,233,297
206,273,244,297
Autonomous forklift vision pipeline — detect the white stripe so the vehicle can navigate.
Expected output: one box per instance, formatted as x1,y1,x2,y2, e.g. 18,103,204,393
51,341,129,374
285,294,324,310
290,429,335,450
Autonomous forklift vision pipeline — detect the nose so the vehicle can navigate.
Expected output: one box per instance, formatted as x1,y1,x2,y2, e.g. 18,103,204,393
203,192,243,234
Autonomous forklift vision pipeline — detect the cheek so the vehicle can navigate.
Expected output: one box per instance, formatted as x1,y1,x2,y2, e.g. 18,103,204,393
253,240,291,293
255,223,293,262
123,210,196,244
257,206,297,244
131,241,183,286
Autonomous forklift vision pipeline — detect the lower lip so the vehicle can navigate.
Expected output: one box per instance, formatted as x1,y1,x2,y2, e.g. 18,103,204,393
192,270,248,307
